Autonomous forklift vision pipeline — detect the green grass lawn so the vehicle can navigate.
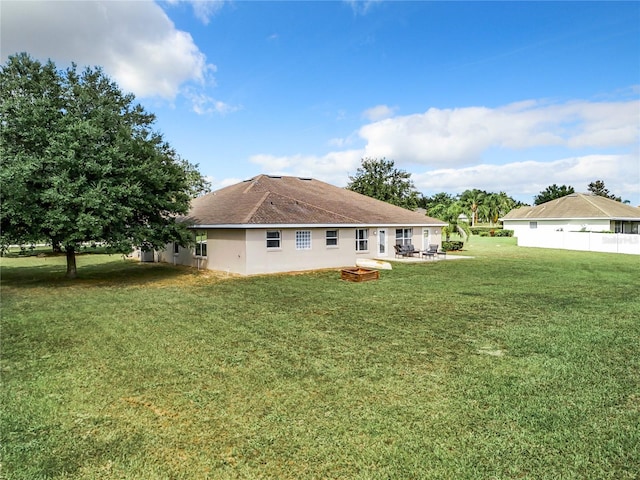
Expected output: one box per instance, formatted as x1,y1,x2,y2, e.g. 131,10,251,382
2,238,639,479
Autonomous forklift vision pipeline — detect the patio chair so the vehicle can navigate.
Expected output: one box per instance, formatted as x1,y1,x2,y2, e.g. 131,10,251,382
422,244,438,260
429,244,446,258
406,244,421,257
395,244,419,258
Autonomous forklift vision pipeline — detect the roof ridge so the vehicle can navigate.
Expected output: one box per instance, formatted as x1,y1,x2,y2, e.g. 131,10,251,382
242,191,270,223
260,191,363,223
579,193,612,216
242,175,265,194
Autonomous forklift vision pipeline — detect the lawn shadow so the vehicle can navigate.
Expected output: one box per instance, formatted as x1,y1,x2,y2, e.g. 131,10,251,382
0,256,205,290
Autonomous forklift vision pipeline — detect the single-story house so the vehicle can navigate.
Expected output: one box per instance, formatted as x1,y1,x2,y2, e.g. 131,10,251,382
502,193,640,254
157,174,447,275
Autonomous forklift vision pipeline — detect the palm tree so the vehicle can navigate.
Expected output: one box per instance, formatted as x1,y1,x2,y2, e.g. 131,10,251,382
476,203,491,225
485,192,515,225
441,202,471,241
459,189,486,227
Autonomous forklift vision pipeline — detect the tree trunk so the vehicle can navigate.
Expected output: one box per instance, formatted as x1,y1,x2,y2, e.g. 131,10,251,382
65,246,77,279
52,238,62,253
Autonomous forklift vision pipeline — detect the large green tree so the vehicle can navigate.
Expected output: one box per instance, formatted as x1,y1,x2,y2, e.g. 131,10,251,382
346,157,419,209
440,202,471,241
420,192,457,219
0,53,198,278
534,184,575,205
485,191,516,225
587,180,621,202
459,189,487,226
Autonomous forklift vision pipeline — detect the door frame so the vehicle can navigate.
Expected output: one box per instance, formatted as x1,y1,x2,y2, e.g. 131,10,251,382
377,228,388,257
422,228,431,251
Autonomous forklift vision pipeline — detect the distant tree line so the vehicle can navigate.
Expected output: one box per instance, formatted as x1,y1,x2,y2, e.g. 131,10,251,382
347,158,625,240
347,158,523,232
534,180,623,205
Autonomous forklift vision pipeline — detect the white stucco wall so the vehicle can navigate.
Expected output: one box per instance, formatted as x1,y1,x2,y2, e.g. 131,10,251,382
515,231,640,255
504,219,613,239
157,242,202,269
157,225,444,275
207,229,247,275
244,228,361,275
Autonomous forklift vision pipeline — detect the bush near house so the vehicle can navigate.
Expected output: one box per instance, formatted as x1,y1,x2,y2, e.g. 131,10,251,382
442,240,464,251
471,227,514,237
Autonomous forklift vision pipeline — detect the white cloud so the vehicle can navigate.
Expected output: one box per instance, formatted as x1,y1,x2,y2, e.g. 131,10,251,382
165,0,226,25
362,104,397,121
413,153,640,204
359,99,640,166
327,130,361,148
1,0,214,100
344,0,383,15
184,89,241,115
249,150,364,186
243,96,639,204
190,0,225,24
210,176,244,191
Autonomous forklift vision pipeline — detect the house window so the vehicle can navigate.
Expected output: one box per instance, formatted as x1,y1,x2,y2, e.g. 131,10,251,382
396,228,412,246
615,221,638,234
266,230,281,249
194,231,207,257
355,229,369,251
296,230,312,250
173,242,180,255
326,230,338,247
529,222,538,229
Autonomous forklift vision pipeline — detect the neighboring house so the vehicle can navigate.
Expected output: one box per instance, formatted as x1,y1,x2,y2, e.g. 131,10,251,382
502,193,640,255
157,174,447,275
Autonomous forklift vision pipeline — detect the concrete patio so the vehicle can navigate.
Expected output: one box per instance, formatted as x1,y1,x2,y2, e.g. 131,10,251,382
382,253,474,263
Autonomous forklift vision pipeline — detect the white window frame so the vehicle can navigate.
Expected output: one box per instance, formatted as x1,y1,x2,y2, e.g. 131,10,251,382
355,228,369,252
194,231,207,257
266,230,281,249
296,230,312,250
529,221,538,229
396,228,413,246
326,230,338,247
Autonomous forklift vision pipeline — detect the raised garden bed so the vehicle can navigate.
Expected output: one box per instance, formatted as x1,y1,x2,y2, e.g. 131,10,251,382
340,267,380,282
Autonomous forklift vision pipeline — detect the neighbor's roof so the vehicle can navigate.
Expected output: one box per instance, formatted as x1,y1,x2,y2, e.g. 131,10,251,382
184,174,446,227
502,193,640,221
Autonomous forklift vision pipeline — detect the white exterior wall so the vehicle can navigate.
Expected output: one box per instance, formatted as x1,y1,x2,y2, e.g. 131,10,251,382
513,230,640,255
157,230,246,272
358,226,443,259
244,228,362,275
157,225,445,275
157,243,200,268
208,229,247,275
504,219,613,239
416,227,443,251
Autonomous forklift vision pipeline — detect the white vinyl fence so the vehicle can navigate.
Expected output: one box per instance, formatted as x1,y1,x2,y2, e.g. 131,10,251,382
516,231,640,255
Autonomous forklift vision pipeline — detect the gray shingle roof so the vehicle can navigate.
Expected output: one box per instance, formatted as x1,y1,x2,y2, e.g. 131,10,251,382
502,193,640,220
183,174,446,227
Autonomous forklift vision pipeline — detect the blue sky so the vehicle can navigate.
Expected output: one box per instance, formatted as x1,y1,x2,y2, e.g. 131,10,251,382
2,1,639,204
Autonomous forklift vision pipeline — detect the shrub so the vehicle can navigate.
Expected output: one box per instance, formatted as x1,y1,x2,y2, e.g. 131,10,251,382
470,227,513,237
442,240,464,251
470,227,494,235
